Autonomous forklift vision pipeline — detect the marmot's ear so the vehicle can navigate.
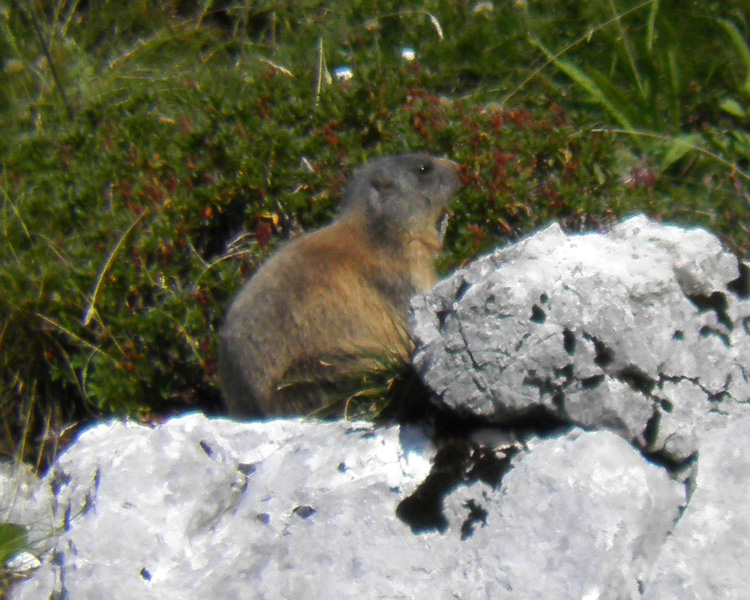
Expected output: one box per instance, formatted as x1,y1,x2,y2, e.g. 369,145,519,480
370,172,398,199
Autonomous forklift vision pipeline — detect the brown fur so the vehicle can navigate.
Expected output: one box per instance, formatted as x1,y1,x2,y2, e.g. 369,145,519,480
218,154,461,417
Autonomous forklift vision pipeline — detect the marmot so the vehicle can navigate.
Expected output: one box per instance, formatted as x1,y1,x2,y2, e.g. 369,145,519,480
218,153,461,417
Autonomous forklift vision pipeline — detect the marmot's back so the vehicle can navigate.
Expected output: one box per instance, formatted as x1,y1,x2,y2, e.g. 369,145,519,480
218,154,461,417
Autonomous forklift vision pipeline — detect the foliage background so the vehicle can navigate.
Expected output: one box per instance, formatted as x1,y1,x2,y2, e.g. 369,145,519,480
2,0,750,466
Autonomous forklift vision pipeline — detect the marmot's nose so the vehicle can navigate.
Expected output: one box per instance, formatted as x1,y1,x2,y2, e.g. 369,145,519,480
434,157,462,191
435,157,461,173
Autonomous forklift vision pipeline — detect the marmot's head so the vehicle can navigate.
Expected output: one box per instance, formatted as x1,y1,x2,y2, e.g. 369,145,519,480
340,153,461,239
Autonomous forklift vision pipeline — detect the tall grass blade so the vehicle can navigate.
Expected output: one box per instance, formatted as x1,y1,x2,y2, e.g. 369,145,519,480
607,0,644,98
718,19,750,91
25,2,74,121
534,41,635,130
82,209,149,327
58,0,83,39
666,45,681,126
646,0,659,55
588,68,645,128
503,0,655,104
594,128,750,183
315,38,331,106
426,12,444,40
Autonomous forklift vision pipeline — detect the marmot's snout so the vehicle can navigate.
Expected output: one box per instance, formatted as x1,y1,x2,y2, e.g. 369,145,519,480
434,157,462,196
431,156,462,221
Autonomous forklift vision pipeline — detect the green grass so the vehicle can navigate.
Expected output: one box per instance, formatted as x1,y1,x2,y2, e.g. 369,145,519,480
0,522,28,596
2,0,750,468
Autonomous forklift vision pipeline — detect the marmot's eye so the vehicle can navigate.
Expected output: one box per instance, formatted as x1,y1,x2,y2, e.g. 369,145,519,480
416,162,433,176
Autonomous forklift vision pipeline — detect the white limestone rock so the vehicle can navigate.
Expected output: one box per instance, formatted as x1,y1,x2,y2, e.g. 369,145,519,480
643,416,750,599
445,429,684,599
9,415,435,600
412,215,750,460
8,217,750,599
8,415,682,600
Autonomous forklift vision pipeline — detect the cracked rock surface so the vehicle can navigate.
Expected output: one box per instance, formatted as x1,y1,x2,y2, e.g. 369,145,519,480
643,416,750,599
8,415,683,600
8,216,750,599
412,215,750,461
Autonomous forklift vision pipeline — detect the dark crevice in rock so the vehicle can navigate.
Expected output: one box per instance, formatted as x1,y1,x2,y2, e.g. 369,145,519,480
581,374,604,389
647,451,698,529
563,329,576,355
584,334,615,368
640,405,698,490
293,505,316,519
493,406,572,434
455,320,490,394
643,447,696,476
551,391,565,409
199,440,214,456
539,293,549,304
530,304,546,324
688,291,733,331
80,468,101,517
523,368,572,411
514,331,532,352
672,330,684,341
708,385,729,403
237,463,256,476
50,468,72,497
140,567,152,581
465,446,514,487
397,439,517,536
641,407,661,450
454,279,471,302
460,499,488,540
436,308,450,332
617,366,656,395
555,364,574,382
51,549,65,567
523,372,560,397
658,374,730,406
376,364,439,425
728,260,750,298
63,503,72,533
641,414,698,501
52,548,70,600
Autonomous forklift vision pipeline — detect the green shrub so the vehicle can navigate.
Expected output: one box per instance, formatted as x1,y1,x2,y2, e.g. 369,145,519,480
530,0,750,198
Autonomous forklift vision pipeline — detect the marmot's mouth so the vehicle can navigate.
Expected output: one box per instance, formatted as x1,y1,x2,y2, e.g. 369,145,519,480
437,210,451,245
